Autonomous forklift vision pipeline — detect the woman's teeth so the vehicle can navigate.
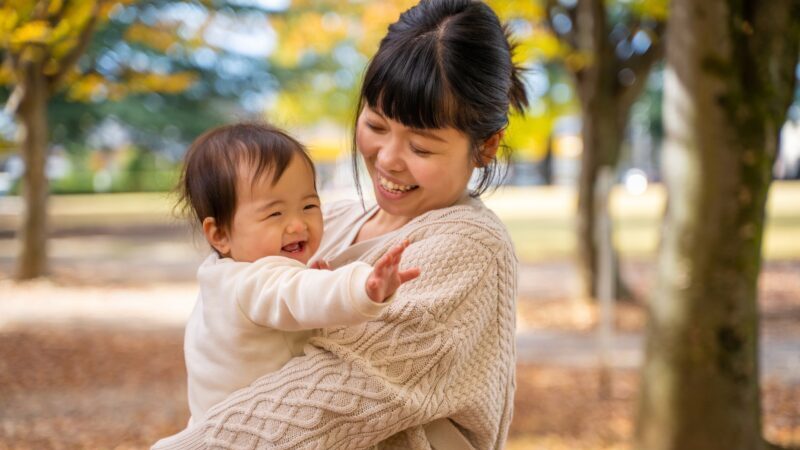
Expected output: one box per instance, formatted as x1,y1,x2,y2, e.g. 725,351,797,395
379,175,417,193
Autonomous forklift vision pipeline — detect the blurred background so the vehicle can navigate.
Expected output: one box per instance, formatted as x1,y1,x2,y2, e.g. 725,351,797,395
0,1,798,449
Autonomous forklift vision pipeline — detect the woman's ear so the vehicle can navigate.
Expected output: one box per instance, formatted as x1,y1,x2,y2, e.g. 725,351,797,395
477,129,505,167
202,217,231,257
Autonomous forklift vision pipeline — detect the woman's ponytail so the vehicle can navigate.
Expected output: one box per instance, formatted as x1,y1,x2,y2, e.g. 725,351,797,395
504,26,529,114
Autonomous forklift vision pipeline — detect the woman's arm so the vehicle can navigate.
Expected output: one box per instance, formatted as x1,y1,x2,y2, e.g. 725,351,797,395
154,226,516,450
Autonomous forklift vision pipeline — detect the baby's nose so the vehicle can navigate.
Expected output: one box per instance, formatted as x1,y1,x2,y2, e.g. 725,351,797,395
286,219,307,234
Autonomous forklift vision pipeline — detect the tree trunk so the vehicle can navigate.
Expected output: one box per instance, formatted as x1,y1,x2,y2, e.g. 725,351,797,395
15,64,50,280
576,93,626,301
634,1,800,449
573,0,634,302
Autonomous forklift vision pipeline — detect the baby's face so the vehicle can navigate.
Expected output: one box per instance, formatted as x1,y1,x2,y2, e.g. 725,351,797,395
226,154,323,264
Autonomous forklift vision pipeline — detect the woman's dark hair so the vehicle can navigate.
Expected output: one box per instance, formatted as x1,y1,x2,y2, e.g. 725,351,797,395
177,122,315,233
353,0,528,197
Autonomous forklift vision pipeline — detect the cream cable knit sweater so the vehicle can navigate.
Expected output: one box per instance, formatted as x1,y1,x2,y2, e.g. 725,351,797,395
153,197,518,450
185,253,385,422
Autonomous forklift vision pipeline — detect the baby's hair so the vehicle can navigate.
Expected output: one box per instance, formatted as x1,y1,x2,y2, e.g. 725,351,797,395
176,122,315,233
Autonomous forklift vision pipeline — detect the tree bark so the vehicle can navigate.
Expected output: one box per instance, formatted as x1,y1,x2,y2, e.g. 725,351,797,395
16,63,50,280
634,1,800,449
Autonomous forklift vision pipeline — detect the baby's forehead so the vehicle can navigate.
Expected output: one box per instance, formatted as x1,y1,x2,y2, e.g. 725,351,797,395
235,155,317,200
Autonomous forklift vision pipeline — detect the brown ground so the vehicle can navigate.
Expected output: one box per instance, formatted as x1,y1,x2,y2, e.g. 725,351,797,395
1,324,798,450
1,262,799,449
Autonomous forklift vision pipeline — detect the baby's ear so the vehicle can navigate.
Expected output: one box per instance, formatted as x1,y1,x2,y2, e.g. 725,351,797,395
202,217,231,256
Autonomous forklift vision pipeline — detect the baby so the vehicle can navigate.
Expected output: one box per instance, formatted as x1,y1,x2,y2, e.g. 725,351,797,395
176,122,419,424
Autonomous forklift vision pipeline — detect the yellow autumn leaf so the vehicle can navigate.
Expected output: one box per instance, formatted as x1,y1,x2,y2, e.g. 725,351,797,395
66,72,107,102
488,0,545,21
0,65,16,85
527,27,568,61
628,0,669,21
125,23,179,53
60,0,97,32
99,0,138,20
0,8,20,39
19,45,46,63
10,20,52,46
50,35,78,60
47,0,64,17
43,58,61,76
126,72,198,94
48,19,73,45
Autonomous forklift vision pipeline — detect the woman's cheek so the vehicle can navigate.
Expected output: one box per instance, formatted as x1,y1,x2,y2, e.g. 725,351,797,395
355,127,373,158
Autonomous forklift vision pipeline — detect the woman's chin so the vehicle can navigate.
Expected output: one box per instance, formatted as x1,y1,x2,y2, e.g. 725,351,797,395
373,183,421,215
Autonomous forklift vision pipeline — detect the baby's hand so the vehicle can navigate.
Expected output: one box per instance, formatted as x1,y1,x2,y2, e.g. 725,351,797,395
365,239,421,303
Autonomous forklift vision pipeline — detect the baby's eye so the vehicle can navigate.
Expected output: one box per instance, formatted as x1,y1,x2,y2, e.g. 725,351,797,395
267,212,282,219
304,204,319,210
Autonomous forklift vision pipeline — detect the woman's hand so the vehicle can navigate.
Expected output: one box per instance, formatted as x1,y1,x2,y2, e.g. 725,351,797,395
309,259,332,270
365,239,421,303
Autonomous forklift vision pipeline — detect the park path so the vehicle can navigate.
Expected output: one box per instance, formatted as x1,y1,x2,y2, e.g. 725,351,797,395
514,262,800,384
3,261,798,384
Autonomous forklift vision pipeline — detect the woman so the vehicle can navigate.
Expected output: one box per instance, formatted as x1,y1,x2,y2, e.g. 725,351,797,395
154,0,527,448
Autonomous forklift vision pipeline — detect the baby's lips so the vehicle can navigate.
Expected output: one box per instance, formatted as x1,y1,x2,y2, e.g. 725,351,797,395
281,240,306,252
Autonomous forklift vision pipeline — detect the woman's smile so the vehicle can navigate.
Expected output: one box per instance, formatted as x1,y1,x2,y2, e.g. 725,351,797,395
377,174,418,193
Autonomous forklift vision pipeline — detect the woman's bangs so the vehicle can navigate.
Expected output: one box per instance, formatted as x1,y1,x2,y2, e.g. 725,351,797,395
362,38,457,130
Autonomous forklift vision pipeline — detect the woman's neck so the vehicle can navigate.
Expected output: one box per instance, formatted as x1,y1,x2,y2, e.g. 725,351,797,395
354,208,411,244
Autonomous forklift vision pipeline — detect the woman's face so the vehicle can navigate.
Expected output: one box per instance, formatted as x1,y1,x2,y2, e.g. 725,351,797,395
355,105,476,219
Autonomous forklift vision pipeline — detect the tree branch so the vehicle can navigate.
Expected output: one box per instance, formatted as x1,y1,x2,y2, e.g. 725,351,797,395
3,85,25,116
749,0,800,120
617,22,665,114
544,0,579,51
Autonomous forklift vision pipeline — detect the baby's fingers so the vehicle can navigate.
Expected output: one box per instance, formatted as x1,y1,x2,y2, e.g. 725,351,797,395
390,239,412,263
373,252,393,274
399,267,421,283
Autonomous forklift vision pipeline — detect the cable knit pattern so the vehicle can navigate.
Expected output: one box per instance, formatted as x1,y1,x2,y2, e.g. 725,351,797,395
153,199,517,450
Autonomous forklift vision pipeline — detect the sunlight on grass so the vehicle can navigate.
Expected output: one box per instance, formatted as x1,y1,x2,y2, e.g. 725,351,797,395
491,182,800,262
1,182,797,262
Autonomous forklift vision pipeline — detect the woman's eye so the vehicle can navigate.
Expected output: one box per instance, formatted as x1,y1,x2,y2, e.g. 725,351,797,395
366,122,385,132
410,144,432,156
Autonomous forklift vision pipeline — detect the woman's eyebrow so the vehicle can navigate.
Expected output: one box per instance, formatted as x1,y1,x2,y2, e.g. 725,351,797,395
411,128,447,142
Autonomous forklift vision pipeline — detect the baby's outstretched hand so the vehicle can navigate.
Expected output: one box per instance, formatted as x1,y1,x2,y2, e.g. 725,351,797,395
365,239,421,303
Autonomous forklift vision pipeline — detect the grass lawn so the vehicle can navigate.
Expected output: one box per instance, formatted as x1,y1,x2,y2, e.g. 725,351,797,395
0,182,798,262
484,182,800,262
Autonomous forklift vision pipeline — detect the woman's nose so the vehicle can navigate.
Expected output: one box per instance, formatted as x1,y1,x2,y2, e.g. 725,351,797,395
376,139,405,172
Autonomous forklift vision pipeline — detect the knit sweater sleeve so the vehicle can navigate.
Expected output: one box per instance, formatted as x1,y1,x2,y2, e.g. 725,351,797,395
153,214,517,450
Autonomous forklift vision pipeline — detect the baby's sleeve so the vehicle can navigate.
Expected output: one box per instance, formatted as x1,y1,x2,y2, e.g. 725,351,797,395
234,258,387,331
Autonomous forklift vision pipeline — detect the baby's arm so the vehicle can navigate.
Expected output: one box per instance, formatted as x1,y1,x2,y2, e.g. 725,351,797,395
236,241,418,330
